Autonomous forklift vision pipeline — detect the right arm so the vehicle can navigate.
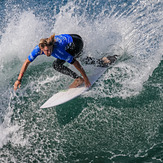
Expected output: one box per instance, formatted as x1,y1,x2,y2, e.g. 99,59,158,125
73,60,91,88
14,58,31,91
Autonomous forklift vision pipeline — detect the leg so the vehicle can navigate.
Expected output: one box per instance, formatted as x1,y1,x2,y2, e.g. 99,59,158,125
53,59,79,79
81,55,118,67
66,34,84,58
81,56,105,66
81,57,97,65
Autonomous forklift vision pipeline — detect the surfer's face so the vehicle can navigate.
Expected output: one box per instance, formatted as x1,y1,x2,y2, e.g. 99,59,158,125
41,46,53,57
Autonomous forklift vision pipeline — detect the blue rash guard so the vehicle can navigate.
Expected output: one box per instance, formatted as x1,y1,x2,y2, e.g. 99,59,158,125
28,34,74,63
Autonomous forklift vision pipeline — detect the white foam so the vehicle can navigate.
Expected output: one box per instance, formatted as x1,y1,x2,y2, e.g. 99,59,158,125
0,92,28,148
0,10,48,63
0,0,162,149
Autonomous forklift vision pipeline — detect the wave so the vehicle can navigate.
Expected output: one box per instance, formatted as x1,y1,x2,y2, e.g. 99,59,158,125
0,0,162,162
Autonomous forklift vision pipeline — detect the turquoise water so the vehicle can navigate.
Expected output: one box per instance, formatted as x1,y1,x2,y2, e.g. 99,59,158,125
0,0,162,162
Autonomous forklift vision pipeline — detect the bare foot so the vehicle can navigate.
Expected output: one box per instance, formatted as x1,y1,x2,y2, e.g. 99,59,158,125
102,55,118,65
69,77,84,88
102,57,111,64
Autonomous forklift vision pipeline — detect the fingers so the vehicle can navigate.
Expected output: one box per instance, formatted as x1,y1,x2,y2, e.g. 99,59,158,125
14,81,21,91
87,83,91,88
14,84,18,91
14,86,17,91
85,80,91,88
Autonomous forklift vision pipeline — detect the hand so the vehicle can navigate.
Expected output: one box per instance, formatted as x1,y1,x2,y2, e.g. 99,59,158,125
72,60,91,88
14,80,21,91
84,78,91,88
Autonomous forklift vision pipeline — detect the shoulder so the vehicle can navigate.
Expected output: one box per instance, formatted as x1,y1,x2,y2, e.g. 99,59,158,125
33,45,40,52
31,45,41,55
55,34,72,40
28,45,41,62
55,34,73,44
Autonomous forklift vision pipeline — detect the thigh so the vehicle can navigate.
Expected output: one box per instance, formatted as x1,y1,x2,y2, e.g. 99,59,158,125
53,59,65,69
66,34,84,58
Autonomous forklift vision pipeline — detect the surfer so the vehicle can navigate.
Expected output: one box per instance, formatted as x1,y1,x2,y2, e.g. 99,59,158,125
14,34,117,91
14,34,91,91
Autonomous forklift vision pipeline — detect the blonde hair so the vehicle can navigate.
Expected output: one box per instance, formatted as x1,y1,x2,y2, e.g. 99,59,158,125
39,34,55,49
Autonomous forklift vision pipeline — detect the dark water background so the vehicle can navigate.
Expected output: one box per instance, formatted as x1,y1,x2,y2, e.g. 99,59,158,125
0,0,162,162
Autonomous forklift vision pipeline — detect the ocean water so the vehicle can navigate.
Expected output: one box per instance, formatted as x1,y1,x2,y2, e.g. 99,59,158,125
0,0,162,162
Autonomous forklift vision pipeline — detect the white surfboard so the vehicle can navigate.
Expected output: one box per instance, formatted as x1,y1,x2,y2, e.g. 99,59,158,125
40,66,107,108
40,48,129,108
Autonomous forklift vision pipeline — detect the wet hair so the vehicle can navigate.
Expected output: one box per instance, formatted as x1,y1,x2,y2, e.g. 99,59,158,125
39,34,55,49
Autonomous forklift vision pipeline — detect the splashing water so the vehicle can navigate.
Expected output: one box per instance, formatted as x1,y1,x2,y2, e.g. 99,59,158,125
0,0,162,162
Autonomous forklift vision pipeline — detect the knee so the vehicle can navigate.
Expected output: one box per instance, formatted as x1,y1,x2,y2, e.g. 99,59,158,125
52,61,60,70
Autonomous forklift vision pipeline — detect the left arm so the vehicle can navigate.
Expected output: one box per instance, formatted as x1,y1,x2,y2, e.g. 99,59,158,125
73,60,91,88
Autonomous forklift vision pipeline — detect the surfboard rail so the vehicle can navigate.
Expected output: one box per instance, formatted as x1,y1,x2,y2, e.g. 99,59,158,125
40,52,126,108
40,67,107,108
